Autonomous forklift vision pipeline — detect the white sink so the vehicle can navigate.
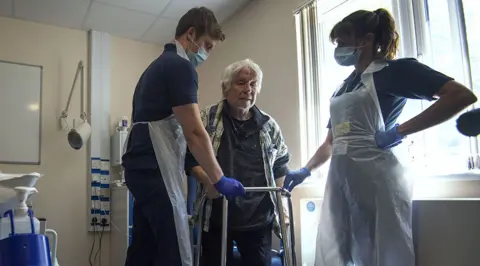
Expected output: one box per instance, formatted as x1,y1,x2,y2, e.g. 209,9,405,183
0,172,42,215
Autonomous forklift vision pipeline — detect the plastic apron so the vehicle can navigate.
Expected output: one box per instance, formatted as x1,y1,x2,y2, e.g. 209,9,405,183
314,61,414,266
126,116,192,266
124,41,194,266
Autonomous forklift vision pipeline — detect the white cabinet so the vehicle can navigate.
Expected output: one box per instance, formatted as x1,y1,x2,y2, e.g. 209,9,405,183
110,185,133,266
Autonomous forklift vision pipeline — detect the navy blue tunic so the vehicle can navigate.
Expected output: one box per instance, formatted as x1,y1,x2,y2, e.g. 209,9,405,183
122,43,198,170
327,58,453,129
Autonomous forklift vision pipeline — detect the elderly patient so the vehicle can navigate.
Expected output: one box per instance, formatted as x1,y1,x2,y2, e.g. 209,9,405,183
185,59,290,266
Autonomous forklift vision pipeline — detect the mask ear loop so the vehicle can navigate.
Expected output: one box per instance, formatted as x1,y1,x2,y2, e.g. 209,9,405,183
186,29,198,53
188,34,209,59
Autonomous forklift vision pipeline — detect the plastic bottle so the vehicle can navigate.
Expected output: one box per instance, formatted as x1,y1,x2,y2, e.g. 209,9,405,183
117,116,129,131
0,186,40,240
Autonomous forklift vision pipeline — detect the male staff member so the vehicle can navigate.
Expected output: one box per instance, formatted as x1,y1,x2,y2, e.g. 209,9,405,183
122,7,246,266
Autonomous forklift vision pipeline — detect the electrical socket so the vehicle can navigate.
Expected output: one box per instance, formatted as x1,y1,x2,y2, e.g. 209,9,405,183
101,218,108,227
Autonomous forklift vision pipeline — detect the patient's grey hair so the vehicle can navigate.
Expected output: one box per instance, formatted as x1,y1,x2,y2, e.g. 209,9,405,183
221,59,263,97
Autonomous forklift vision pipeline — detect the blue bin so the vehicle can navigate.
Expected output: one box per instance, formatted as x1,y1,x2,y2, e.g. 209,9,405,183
0,234,52,266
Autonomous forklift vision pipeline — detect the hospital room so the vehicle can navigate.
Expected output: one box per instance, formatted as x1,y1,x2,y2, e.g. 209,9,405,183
1,0,480,265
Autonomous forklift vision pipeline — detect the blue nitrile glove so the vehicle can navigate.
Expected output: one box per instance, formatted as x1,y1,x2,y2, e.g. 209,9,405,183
214,176,246,199
283,167,311,192
375,124,406,149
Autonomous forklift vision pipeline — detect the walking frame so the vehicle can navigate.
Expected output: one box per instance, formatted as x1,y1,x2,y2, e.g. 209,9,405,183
190,187,297,266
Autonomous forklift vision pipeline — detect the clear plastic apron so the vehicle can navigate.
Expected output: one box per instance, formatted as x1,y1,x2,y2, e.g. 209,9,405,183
314,61,414,266
125,115,192,266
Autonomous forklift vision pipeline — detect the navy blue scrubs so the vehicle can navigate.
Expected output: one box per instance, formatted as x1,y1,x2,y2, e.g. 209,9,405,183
327,58,453,129
122,43,198,266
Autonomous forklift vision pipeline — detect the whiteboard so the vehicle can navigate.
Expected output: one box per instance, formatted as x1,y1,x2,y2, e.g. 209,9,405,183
0,60,42,164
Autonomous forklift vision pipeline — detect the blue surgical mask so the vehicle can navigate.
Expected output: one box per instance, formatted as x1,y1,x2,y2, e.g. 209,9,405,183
187,40,209,68
334,46,361,66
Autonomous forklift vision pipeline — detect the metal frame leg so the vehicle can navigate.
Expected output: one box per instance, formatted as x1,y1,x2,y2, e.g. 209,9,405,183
276,190,293,266
221,197,228,266
196,188,297,266
194,195,207,266
286,195,297,266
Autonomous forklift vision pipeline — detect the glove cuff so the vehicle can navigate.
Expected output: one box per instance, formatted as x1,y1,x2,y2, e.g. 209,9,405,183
214,176,226,189
394,124,406,139
301,167,311,177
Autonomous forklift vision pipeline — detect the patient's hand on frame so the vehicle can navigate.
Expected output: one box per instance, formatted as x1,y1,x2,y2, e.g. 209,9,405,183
276,177,290,226
190,166,221,199
205,184,221,199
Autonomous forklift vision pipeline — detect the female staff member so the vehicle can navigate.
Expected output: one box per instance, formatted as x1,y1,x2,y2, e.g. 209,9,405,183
283,8,477,266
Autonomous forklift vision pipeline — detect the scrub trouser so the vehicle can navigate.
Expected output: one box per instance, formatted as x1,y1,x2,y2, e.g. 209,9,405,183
124,168,182,266
201,222,273,266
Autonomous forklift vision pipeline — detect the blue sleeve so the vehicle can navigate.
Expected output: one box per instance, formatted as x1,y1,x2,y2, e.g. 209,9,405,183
166,59,198,107
379,58,454,100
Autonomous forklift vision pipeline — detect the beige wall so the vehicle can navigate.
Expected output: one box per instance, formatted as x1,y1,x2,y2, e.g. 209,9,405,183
0,16,91,266
196,0,322,263
0,17,162,266
110,36,163,133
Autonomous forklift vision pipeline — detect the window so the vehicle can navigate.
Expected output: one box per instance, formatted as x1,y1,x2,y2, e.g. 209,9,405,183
464,0,480,98
296,0,479,185
460,0,480,161
295,0,323,182
400,0,479,175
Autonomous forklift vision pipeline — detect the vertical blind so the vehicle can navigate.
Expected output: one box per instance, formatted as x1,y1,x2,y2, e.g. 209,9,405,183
295,1,323,166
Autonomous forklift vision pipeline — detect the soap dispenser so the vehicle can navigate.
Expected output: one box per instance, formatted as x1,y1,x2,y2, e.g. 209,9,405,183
0,186,40,239
0,186,52,266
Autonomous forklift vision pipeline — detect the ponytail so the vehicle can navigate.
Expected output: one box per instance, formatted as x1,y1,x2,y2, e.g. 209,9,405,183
373,8,399,59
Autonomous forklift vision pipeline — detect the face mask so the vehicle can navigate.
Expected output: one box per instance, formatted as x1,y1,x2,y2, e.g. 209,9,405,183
187,39,209,68
334,46,361,66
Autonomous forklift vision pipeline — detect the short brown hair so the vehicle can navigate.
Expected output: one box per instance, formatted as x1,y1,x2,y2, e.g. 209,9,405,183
330,8,399,60
175,7,226,41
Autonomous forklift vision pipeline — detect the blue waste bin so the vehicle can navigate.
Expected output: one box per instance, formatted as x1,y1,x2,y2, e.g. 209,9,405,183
0,234,52,266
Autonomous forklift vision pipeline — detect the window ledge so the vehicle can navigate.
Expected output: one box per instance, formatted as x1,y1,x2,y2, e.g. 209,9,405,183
412,171,480,180
295,170,480,200
412,171,480,199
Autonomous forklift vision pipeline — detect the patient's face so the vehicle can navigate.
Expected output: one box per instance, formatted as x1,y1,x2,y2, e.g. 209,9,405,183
226,67,259,110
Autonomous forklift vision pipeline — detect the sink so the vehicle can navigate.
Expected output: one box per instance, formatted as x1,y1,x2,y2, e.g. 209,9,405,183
0,172,42,215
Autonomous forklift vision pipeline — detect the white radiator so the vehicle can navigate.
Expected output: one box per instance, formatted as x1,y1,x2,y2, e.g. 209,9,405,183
300,198,323,266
